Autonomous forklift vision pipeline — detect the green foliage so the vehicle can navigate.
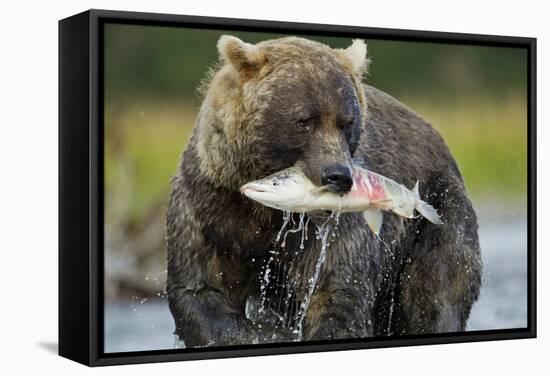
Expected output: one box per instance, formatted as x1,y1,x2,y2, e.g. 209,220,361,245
104,103,195,219
104,24,527,102
403,95,527,199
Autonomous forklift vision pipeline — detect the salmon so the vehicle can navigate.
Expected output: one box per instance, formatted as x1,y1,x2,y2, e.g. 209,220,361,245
240,166,443,235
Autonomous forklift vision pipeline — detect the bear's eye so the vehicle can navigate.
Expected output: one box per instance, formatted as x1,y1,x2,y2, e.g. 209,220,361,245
296,117,315,130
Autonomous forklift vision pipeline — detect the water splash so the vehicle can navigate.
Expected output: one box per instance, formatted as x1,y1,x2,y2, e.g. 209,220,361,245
255,211,343,339
275,211,292,243
375,233,394,257
281,213,305,248
300,216,311,250
373,232,397,335
258,211,293,316
173,335,186,349
293,213,335,340
258,255,274,315
386,289,395,336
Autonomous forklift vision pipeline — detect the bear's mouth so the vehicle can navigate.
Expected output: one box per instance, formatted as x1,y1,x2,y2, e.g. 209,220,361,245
325,183,351,196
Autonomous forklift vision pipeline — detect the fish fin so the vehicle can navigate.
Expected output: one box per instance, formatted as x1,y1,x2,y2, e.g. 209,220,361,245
363,208,383,235
412,180,420,197
415,200,443,225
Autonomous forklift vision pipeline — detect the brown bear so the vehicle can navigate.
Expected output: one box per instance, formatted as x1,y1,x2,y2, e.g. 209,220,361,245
166,35,482,347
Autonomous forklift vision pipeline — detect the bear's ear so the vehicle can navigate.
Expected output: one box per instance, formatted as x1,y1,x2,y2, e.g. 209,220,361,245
340,39,370,77
217,35,266,74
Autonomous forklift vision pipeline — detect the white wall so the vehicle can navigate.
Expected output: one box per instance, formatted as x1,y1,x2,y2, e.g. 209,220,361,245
0,0,547,374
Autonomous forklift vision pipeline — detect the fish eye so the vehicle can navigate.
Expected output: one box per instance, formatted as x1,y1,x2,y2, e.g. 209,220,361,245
272,181,279,186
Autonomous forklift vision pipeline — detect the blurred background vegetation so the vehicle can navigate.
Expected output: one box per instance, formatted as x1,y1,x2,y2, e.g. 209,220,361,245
104,23,527,300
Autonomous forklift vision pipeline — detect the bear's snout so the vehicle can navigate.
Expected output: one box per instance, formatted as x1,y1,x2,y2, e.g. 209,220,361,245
321,163,353,194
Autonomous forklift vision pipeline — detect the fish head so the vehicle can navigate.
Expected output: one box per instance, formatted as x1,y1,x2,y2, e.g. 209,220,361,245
239,168,312,211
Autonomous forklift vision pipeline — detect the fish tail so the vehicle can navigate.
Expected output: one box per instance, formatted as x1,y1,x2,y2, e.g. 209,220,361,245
416,201,443,225
412,181,443,225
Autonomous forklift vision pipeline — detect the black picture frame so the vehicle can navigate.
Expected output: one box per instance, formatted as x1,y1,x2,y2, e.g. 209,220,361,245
59,8,537,367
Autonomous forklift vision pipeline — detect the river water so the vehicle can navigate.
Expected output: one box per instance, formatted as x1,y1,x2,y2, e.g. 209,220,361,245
104,219,527,353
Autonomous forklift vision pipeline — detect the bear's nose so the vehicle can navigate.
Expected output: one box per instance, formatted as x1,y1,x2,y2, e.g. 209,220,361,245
321,164,353,194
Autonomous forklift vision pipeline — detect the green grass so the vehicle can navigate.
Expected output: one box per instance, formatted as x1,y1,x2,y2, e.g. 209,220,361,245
104,102,196,220
401,94,527,200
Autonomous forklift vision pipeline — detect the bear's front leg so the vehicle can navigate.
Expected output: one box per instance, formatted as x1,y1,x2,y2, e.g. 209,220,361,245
167,247,297,347
302,283,372,341
168,287,293,347
168,287,246,347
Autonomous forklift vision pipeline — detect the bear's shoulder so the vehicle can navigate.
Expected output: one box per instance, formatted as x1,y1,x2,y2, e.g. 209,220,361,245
363,84,427,126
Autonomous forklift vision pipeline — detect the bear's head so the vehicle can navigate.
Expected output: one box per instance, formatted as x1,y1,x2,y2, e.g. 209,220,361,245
196,35,369,194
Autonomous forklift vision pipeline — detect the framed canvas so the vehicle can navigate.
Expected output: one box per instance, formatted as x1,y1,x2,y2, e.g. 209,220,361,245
59,9,537,366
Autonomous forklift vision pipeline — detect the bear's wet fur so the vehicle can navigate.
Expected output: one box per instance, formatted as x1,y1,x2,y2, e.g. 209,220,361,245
166,36,482,346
